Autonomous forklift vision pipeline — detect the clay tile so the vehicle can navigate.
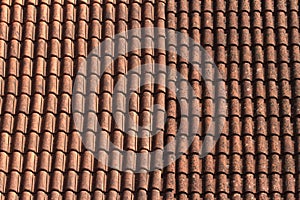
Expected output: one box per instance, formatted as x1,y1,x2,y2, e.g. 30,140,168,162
25,4,36,23
204,176,216,195
0,36,10,55
244,174,256,193
35,39,48,58
51,170,64,191
264,0,274,12
231,133,242,155
59,94,71,114
63,38,74,58
55,131,68,152
227,0,237,11
93,190,105,200
254,98,265,117
91,3,102,20
107,170,120,192
283,174,295,193
254,80,265,98
288,0,298,10
77,4,89,22
289,12,299,29
121,172,134,192
79,170,93,191
36,170,50,192
9,40,21,59
282,135,294,155
0,152,9,175
268,98,279,117
0,35,8,56
4,95,17,116
77,21,88,40
279,80,291,97
65,170,78,192
47,75,59,94
276,0,287,12
67,151,81,171
0,1,298,198
293,98,300,116
7,192,19,199
6,76,18,95
65,4,76,22
276,12,287,29
99,111,112,132
280,99,291,117
102,4,114,22
0,171,7,194
81,151,94,171
22,40,34,59
241,96,252,115
52,3,63,22
50,191,63,200
62,22,74,40
39,151,52,171
8,171,21,192
40,131,53,152
177,174,188,194
131,2,141,21
190,174,202,196
31,94,43,114
12,4,23,23
12,132,25,153
39,4,50,22
50,22,62,40
25,131,39,153
1,114,14,134
10,22,22,41
24,151,38,172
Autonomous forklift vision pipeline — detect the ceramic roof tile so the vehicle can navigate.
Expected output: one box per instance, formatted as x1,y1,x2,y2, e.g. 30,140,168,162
0,0,299,199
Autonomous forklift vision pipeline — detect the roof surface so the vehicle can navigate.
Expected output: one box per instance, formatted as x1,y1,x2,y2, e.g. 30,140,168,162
0,0,300,199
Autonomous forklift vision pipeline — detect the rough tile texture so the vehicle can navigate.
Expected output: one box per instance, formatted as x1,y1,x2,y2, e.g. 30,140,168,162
0,0,300,199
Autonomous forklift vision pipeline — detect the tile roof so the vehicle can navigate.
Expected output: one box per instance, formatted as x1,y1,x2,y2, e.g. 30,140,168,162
0,0,300,199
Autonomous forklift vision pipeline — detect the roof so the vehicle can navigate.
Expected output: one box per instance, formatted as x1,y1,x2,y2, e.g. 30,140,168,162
0,0,300,199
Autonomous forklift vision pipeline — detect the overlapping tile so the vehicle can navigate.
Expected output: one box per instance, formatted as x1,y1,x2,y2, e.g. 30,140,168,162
0,0,299,199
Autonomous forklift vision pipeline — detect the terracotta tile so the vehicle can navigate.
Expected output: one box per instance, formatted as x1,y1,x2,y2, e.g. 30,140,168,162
36,170,50,193
107,170,120,194
35,191,47,200
38,151,52,171
79,170,93,192
0,0,299,198
0,4,11,24
21,170,35,193
93,190,107,200
65,173,78,194
50,191,63,200
51,170,64,192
